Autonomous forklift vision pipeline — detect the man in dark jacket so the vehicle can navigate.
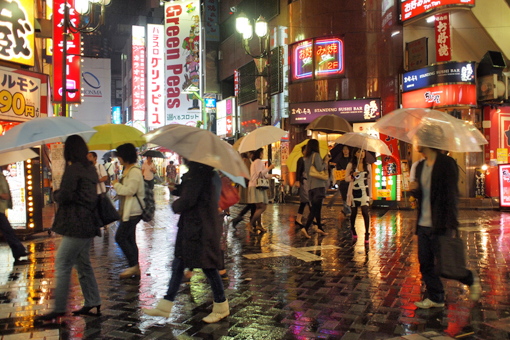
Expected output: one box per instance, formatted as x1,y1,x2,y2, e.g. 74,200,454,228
411,125,481,309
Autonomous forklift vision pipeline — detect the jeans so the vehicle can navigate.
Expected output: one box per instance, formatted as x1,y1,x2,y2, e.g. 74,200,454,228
417,225,473,303
54,236,101,312
164,257,226,303
0,213,26,259
115,216,141,267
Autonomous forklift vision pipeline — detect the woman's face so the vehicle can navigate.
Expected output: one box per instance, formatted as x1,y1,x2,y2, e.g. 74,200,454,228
342,146,350,157
117,156,125,166
355,150,365,158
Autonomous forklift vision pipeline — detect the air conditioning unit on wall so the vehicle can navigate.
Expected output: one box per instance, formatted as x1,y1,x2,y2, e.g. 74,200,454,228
477,74,507,102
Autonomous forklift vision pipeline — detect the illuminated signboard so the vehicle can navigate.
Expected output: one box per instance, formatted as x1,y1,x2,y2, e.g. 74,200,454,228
0,67,43,121
53,0,81,103
147,24,165,129
132,25,146,121
4,162,27,228
289,98,381,124
291,37,344,82
400,0,475,22
499,164,510,208
402,84,476,108
0,0,34,66
314,38,343,77
403,61,475,92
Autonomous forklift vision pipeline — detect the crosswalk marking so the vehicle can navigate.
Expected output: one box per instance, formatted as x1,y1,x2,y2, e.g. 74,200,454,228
243,244,340,262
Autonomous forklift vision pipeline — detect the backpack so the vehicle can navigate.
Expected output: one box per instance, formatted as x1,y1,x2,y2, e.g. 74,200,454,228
135,181,155,222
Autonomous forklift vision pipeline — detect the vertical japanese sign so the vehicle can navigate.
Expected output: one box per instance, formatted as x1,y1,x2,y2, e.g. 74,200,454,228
0,0,34,66
164,1,202,126
132,25,146,122
204,0,219,42
147,24,165,129
53,0,81,103
435,13,451,62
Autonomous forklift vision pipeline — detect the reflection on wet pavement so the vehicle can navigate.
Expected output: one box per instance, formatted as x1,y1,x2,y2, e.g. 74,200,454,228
0,197,509,339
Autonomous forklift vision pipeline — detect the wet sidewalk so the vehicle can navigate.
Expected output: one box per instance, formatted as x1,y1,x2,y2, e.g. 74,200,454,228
1,195,510,339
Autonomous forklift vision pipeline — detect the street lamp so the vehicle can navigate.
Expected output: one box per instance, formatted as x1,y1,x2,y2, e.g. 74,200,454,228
235,13,273,162
61,0,110,117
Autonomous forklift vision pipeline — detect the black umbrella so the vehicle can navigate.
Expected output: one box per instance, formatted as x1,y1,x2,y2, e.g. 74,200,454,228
102,150,116,162
142,150,166,158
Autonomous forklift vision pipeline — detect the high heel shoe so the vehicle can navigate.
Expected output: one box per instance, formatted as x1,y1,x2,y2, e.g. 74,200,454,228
255,225,266,233
300,228,311,239
35,311,66,322
119,265,140,279
313,225,328,236
72,305,101,316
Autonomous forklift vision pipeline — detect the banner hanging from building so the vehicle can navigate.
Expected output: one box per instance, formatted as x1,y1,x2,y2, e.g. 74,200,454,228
435,13,451,62
164,1,202,126
147,24,165,129
53,0,81,104
0,0,34,66
132,25,146,122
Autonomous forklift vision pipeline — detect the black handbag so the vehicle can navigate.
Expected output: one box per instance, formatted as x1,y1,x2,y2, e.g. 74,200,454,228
97,193,120,226
437,230,468,280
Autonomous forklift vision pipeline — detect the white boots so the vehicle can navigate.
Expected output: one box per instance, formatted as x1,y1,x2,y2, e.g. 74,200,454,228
202,300,230,323
142,299,173,318
142,299,229,323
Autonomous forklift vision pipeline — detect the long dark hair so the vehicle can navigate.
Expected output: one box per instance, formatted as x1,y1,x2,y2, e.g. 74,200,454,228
251,148,263,161
304,139,319,158
349,147,368,172
64,135,90,168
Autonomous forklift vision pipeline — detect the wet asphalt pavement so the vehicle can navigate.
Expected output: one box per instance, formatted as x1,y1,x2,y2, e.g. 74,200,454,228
1,189,510,339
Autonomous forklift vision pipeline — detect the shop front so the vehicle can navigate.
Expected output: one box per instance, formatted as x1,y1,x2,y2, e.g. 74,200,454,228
0,66,51,235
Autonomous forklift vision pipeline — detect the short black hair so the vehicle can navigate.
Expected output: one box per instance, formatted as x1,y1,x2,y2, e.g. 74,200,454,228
116,143,138,164
88,151,97,159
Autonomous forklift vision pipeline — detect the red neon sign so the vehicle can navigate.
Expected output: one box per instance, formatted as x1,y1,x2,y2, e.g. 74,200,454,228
314,38,343,77
292,40,313,80
53,0,81,104
400,0,475,22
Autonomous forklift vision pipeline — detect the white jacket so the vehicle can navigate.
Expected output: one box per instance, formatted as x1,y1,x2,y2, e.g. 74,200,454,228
113,166,145,222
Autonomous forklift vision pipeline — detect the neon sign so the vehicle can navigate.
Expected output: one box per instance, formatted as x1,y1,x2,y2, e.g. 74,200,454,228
291,37,344,82
315,38,343,77
400,0,475,22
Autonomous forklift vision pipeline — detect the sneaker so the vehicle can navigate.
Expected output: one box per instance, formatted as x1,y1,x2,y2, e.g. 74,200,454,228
469,272,481,301
414,298,445,309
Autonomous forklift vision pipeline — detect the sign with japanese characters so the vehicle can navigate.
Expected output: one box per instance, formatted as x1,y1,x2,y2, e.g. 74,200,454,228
216,97,235,137
406,37,428,70
0,0,34,66
402,61,475,92
400,0,475,22
147,24,165,129
498,164,510,208
132,25,146,121
0,67,42,121
291,37,344,82
289,99,381,124
401,84,476,108
435,13,451,62
164,1,202,127
53,0,81,103
204,0,219,41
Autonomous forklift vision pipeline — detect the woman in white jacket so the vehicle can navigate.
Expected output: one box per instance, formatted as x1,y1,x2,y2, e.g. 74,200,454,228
111,143,145,279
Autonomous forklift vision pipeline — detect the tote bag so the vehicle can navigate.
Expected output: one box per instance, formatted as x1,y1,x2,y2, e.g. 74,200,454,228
309,155,329,181
437,230,468,280
256,172,270,190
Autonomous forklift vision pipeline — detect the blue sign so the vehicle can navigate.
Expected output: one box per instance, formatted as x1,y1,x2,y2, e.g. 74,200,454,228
403,61,475,92
205,98,216,108
112,106,121,124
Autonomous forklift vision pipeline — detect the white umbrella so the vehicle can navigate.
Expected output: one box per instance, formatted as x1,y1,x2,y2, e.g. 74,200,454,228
0,149,38,166
0,117,96,153
373,108,487,152
143,124,250,185
334,132,392,155
237,126,287,153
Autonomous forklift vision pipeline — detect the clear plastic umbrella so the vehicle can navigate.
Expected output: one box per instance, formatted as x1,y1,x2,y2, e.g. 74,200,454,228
0,149,38,166
334,132,392,155
373,108,487,152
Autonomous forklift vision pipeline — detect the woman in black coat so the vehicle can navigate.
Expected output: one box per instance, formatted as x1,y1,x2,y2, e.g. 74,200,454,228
143,161,229,323
36,135,102,322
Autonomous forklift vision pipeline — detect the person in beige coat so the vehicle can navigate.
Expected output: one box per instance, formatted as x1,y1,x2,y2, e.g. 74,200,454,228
111,143,145,279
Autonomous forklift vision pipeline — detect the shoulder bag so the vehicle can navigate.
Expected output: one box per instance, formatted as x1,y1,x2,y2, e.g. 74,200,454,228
309,154,329,181
97,193,120,226
436,229,468,280
256,172,270,190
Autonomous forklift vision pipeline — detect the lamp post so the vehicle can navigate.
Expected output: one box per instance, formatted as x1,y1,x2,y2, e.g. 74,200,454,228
61,0,110,117
235,13,272,162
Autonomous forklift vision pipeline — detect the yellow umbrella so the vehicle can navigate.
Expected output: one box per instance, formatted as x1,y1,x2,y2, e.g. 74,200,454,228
87,124,146,150
286,139,329,172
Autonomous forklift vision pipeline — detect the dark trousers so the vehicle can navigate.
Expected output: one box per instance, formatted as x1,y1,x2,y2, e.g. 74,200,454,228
115,216,142,267
164,257,226,303
350,205,369,234
417,225,473,303
145,179,154,190
0,213,26,259
303,187,325,231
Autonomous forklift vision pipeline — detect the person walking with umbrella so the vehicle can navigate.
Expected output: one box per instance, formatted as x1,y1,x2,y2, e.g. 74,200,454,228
327,145,352,218
410,125,481,308
111,143,145,279
35,135,102,322
345,148,372,242
296,139,329,238
142,160,229,323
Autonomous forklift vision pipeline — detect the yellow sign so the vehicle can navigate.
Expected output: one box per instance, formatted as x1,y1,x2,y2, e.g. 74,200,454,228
377,189,391,198
497,148,508,164
0,0,35,66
